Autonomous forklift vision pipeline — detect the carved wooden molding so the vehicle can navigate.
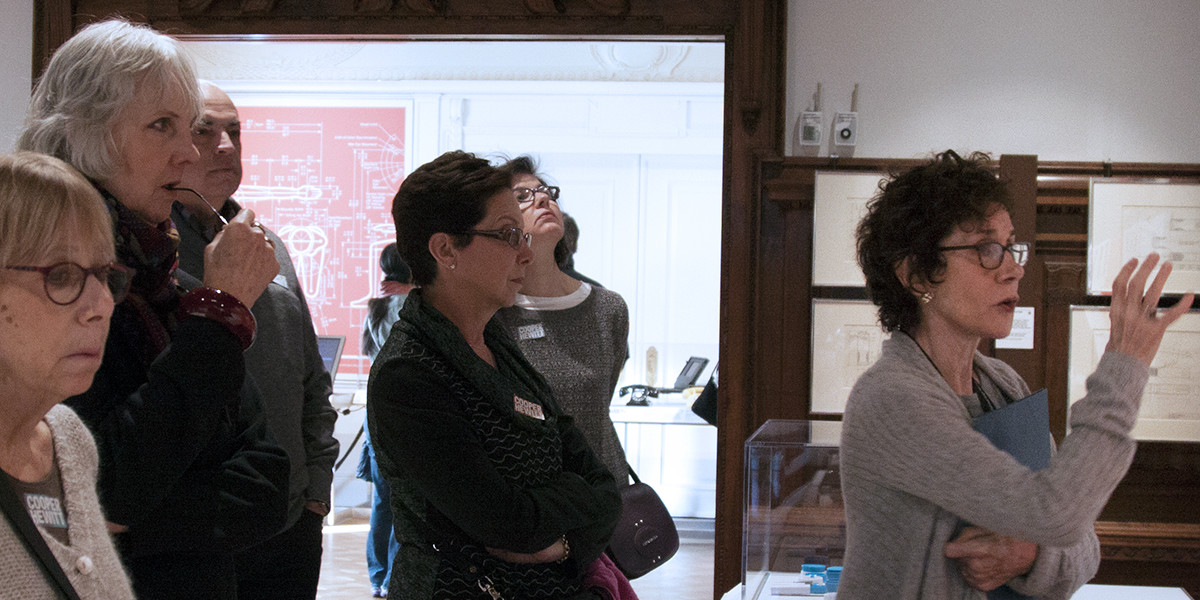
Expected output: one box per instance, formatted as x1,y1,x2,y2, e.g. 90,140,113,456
351,0,443,14
180,0,279,14
356,0,395,12
179,0,217,13
523,0,564,14
522,0,628,15
583,0,630,16
241,0,277,13
1043,260,1086,306
1096,521,1200,563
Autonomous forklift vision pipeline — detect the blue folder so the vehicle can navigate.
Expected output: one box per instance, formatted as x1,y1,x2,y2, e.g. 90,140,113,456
971,388,1051,600
974,388,1051,471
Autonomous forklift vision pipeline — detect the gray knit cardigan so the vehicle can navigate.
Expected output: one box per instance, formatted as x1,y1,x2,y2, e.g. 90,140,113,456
840,334,1148,599
0,404,135,599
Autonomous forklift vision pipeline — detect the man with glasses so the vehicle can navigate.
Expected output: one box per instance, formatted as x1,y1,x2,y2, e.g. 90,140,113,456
172,81,339,600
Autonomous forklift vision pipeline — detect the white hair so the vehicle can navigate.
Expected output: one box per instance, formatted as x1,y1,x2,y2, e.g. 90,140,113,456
18,19,203,182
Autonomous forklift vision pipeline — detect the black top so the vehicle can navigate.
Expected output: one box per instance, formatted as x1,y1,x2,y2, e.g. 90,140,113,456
65,191,289,564
367,289,620,599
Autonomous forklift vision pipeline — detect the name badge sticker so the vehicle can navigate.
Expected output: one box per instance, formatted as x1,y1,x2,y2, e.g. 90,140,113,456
513,395,545,420
517,323,546,340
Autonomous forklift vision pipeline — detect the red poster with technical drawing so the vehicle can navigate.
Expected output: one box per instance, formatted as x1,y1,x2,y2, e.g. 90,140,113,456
235,105,408,377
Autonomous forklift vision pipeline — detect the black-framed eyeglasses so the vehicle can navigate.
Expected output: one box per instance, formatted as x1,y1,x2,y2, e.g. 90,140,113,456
5,262,135,305
465,227,533,250
937,241,1030,270
513,185,560,204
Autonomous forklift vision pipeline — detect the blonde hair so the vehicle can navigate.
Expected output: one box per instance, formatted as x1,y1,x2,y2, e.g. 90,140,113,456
0,152,114,268
18,18,203,182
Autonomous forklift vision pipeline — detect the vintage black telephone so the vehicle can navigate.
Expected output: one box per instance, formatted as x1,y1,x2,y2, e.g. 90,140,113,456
619,356,709,406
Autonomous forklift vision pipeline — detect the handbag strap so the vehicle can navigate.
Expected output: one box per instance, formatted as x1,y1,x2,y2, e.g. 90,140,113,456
624,461,641,485
0,472,83,600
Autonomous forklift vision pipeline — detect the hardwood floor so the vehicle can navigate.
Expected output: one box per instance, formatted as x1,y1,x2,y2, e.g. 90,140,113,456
316,517,717,599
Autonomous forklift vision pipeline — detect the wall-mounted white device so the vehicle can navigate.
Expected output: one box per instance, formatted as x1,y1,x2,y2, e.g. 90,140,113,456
833,112,857,146
799,113,823,145
834,83,859,147
799,83,823,146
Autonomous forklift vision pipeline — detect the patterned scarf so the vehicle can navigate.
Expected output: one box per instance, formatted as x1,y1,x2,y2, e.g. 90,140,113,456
392,289,588,600
100,188,182,363
394,288,560,417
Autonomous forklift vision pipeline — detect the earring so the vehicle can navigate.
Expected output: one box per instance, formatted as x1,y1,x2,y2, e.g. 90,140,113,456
449,263,456,270
920,292,933,304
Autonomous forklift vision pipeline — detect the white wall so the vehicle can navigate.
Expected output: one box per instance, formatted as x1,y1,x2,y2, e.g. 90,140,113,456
0,0,33,150
786,0,1200,162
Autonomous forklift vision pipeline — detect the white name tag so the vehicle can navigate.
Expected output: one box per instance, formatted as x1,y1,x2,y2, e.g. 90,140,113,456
517,323,546,340
513,395,545,420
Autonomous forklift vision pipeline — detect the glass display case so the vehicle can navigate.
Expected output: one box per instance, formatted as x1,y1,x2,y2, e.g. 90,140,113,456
742,420,844,599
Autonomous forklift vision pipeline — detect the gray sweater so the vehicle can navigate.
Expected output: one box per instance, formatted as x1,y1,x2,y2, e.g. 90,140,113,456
496,285,631,484
840,334,1149,599
0,405,135,600
172,201,340,526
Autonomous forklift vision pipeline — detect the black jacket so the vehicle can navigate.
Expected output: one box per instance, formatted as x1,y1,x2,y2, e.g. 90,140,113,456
367,289,620,599
66,266,289,561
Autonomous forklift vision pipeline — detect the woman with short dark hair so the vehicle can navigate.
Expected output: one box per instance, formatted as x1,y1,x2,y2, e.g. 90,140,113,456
839,150,1193,599
368,150,622,599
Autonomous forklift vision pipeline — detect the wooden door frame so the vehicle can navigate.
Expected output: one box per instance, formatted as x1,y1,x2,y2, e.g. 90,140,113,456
33,2,786,597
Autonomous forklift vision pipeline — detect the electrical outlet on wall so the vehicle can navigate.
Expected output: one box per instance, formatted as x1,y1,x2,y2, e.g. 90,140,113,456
833,111,857,146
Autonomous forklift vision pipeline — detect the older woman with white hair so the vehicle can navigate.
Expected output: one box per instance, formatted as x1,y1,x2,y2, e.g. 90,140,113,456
20,19,289,598
0,151,135,599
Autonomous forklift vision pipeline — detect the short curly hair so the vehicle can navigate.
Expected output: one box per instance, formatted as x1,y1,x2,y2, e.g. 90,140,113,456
391,151,511,286
856,150,1013,333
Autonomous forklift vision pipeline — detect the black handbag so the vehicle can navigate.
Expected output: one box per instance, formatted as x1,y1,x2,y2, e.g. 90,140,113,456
0,472,82,600
605,466,679,579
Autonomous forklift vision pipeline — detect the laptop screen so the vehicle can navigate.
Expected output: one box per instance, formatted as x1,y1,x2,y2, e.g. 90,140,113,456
316,335,346,375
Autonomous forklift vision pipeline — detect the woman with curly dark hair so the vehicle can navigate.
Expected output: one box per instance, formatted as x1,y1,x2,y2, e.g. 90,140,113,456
839,150,1193,599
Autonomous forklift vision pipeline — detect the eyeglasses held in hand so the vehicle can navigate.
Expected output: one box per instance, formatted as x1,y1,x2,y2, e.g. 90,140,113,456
167,185,228,225
465,227,533,250
6,262,136,305
513,185,560,204
937,241,1030,270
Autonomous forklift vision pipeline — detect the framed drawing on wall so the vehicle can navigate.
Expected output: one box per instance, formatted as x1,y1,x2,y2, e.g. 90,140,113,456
812,172,886,286
1068,306,1200,442
1087,179,1200,295
810,299,889,415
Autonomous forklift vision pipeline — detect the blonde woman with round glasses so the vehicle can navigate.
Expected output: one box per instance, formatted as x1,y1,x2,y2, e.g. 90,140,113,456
0,152,135,599
839,150,1194,599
